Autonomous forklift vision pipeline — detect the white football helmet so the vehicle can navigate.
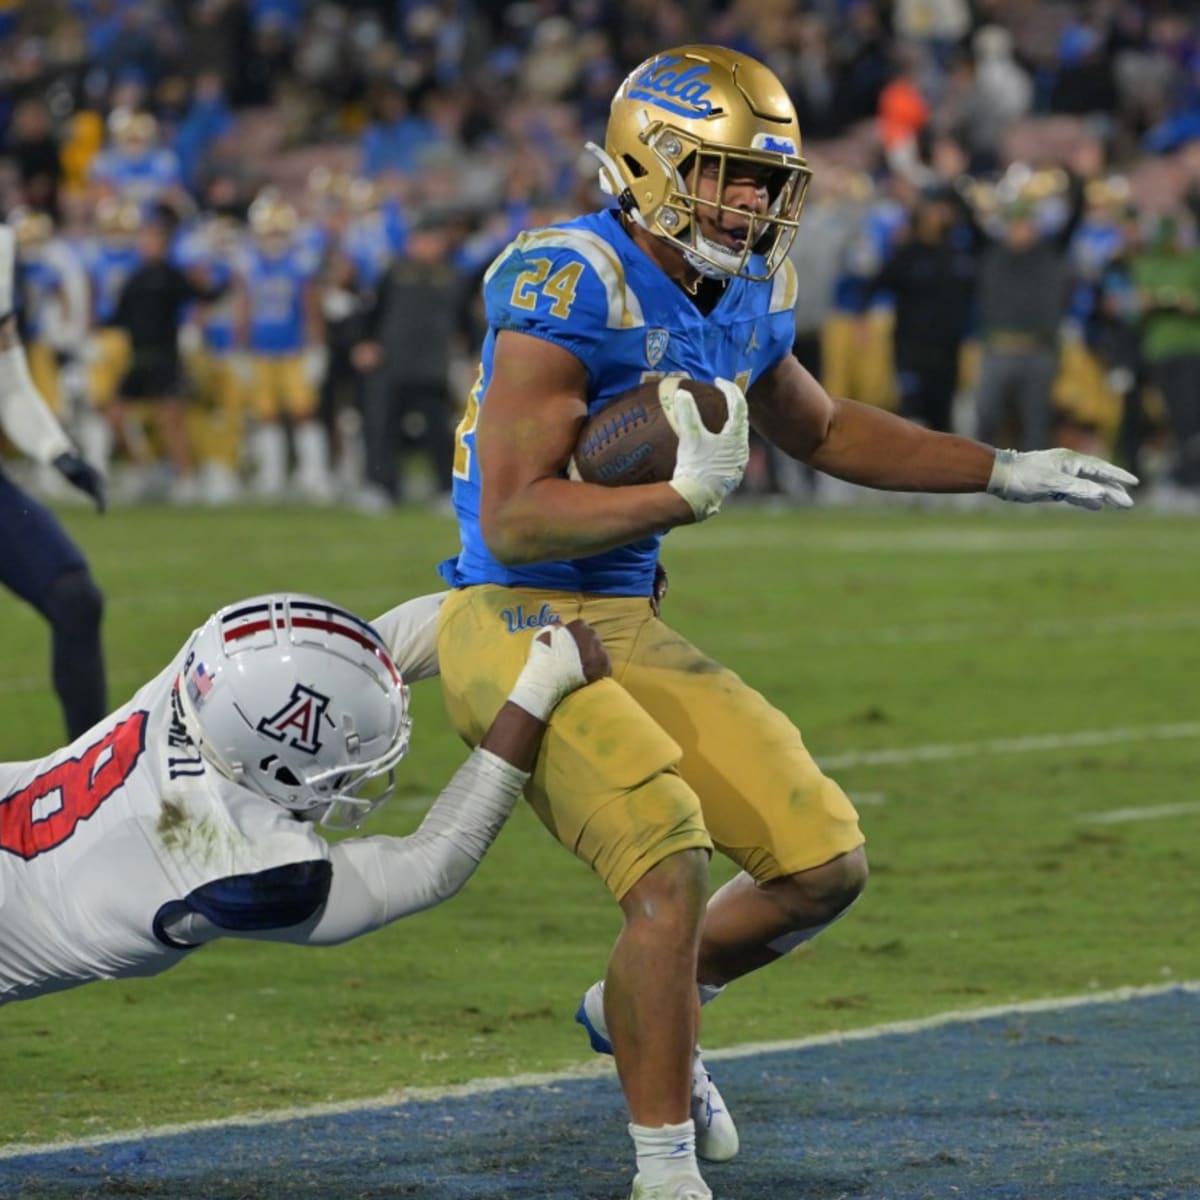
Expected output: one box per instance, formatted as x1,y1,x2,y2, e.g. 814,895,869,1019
175,594,412,830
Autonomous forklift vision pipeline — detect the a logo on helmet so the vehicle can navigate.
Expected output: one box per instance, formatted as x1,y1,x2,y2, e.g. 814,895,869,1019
256,685,331,755
751,133,797,155
627,56,717,119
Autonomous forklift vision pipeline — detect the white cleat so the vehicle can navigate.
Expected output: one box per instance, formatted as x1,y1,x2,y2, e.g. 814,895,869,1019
629,1173,713,1200
576,982,740,1164
691,1046,739,1163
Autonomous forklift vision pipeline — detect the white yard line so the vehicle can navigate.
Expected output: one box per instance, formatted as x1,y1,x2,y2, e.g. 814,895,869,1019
2,609,1194,696
675,525,1188,554
1,980,1195,1161
819,722,1200,770
1081,802,1200,825
728,609,1200,650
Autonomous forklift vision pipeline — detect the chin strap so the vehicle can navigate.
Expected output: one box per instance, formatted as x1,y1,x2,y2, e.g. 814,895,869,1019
585,140,652,230
683,233,740,280
585,139,740,282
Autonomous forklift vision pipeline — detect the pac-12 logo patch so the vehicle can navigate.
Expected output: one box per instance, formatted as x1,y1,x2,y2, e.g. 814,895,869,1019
646,328,670,368
256,685,331,754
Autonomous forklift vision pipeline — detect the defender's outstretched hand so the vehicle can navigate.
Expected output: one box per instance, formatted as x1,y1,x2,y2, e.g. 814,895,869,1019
663,377,749,521
987,448,1138,511
53,451,107,513
507,620,611,722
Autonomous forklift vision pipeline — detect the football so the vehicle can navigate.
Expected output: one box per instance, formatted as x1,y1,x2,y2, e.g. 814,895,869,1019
570,377,731,487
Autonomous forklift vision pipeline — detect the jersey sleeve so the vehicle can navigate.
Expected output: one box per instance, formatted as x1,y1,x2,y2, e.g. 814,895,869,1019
371,591,444,683
759,256,801,375
0,341,73,463
482,230,640,365
234,747,529,947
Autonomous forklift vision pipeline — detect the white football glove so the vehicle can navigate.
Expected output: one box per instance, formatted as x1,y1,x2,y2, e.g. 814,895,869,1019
987,448,1138,510
506,623,587,722
662,377,749,521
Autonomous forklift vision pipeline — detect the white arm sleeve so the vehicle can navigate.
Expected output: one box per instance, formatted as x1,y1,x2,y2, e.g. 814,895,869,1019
262,747,528,946
0,345,73,464
372,592,445,683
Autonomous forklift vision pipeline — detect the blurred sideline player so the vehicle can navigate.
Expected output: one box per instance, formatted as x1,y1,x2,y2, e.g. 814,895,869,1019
81,198,140,417
0,222,107,740
111,209,224,501
89,108,186,211
438,45,1138,1200
10,207,84,417
176,212,246,504
0,592,608,1005
234,193,331,502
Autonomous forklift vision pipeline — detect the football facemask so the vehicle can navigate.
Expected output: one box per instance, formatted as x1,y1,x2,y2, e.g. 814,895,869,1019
589,44,811,282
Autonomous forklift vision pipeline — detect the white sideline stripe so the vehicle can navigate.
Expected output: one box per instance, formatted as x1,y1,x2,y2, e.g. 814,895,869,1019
2,609,1194,695
820,722,1200,770
1082,801,1200,825
674,526,1190,554
1,980,1196,1161
729,609,1200,650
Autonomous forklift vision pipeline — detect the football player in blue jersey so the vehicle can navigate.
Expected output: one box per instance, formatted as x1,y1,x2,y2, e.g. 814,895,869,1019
0,223,107,741
234,194,331,501
82,198,140,419
436,46,1137,1200
89,110,186,211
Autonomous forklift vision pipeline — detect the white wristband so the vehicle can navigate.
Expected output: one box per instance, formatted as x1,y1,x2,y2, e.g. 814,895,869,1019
669,474,722,521
506,624,586,722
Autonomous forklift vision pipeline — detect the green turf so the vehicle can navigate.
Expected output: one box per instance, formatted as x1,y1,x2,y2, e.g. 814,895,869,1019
2,502,1197,1147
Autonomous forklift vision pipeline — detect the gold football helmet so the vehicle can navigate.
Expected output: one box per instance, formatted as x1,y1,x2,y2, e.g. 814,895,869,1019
96,196,140,239
9,207,54,250
589,45,811,282
108,107,158,151
249,192,299,235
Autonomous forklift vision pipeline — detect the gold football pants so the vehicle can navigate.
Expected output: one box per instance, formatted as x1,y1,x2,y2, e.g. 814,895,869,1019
437,586,864,899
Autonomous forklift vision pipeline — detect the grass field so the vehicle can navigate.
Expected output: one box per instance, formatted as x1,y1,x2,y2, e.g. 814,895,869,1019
1,500,1197,1150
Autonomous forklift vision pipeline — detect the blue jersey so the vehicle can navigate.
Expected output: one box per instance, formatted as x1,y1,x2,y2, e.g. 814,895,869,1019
81,240,140,325
174,222,237,354
90,148,182,204
343,209,405,291
1068,219,1125,328
241,246,314,355
17,256,63,339
440,208,798,596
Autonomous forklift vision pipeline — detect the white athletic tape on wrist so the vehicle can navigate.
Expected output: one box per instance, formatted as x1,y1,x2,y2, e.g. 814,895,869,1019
506,623,586,722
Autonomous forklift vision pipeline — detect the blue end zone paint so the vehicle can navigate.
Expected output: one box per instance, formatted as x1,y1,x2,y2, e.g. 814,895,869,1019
3,990,1197,1199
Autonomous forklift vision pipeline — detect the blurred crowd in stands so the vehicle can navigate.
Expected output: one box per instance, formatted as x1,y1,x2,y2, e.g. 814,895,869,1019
2,0,1200,510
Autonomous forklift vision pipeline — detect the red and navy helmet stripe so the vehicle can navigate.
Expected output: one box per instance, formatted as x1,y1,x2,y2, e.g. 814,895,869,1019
220,599,400,684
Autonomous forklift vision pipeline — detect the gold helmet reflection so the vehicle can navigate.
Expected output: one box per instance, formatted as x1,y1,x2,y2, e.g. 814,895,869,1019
96,196,141,238
109,108,158,150
249,193,299,239
588,45,811,282
9,207,54,249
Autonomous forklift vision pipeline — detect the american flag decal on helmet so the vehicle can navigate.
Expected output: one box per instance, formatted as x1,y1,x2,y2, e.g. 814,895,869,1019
186,661,214,708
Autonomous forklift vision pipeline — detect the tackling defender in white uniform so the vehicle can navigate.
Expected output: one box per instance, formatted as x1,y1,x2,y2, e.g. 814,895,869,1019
0,591,608,1004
